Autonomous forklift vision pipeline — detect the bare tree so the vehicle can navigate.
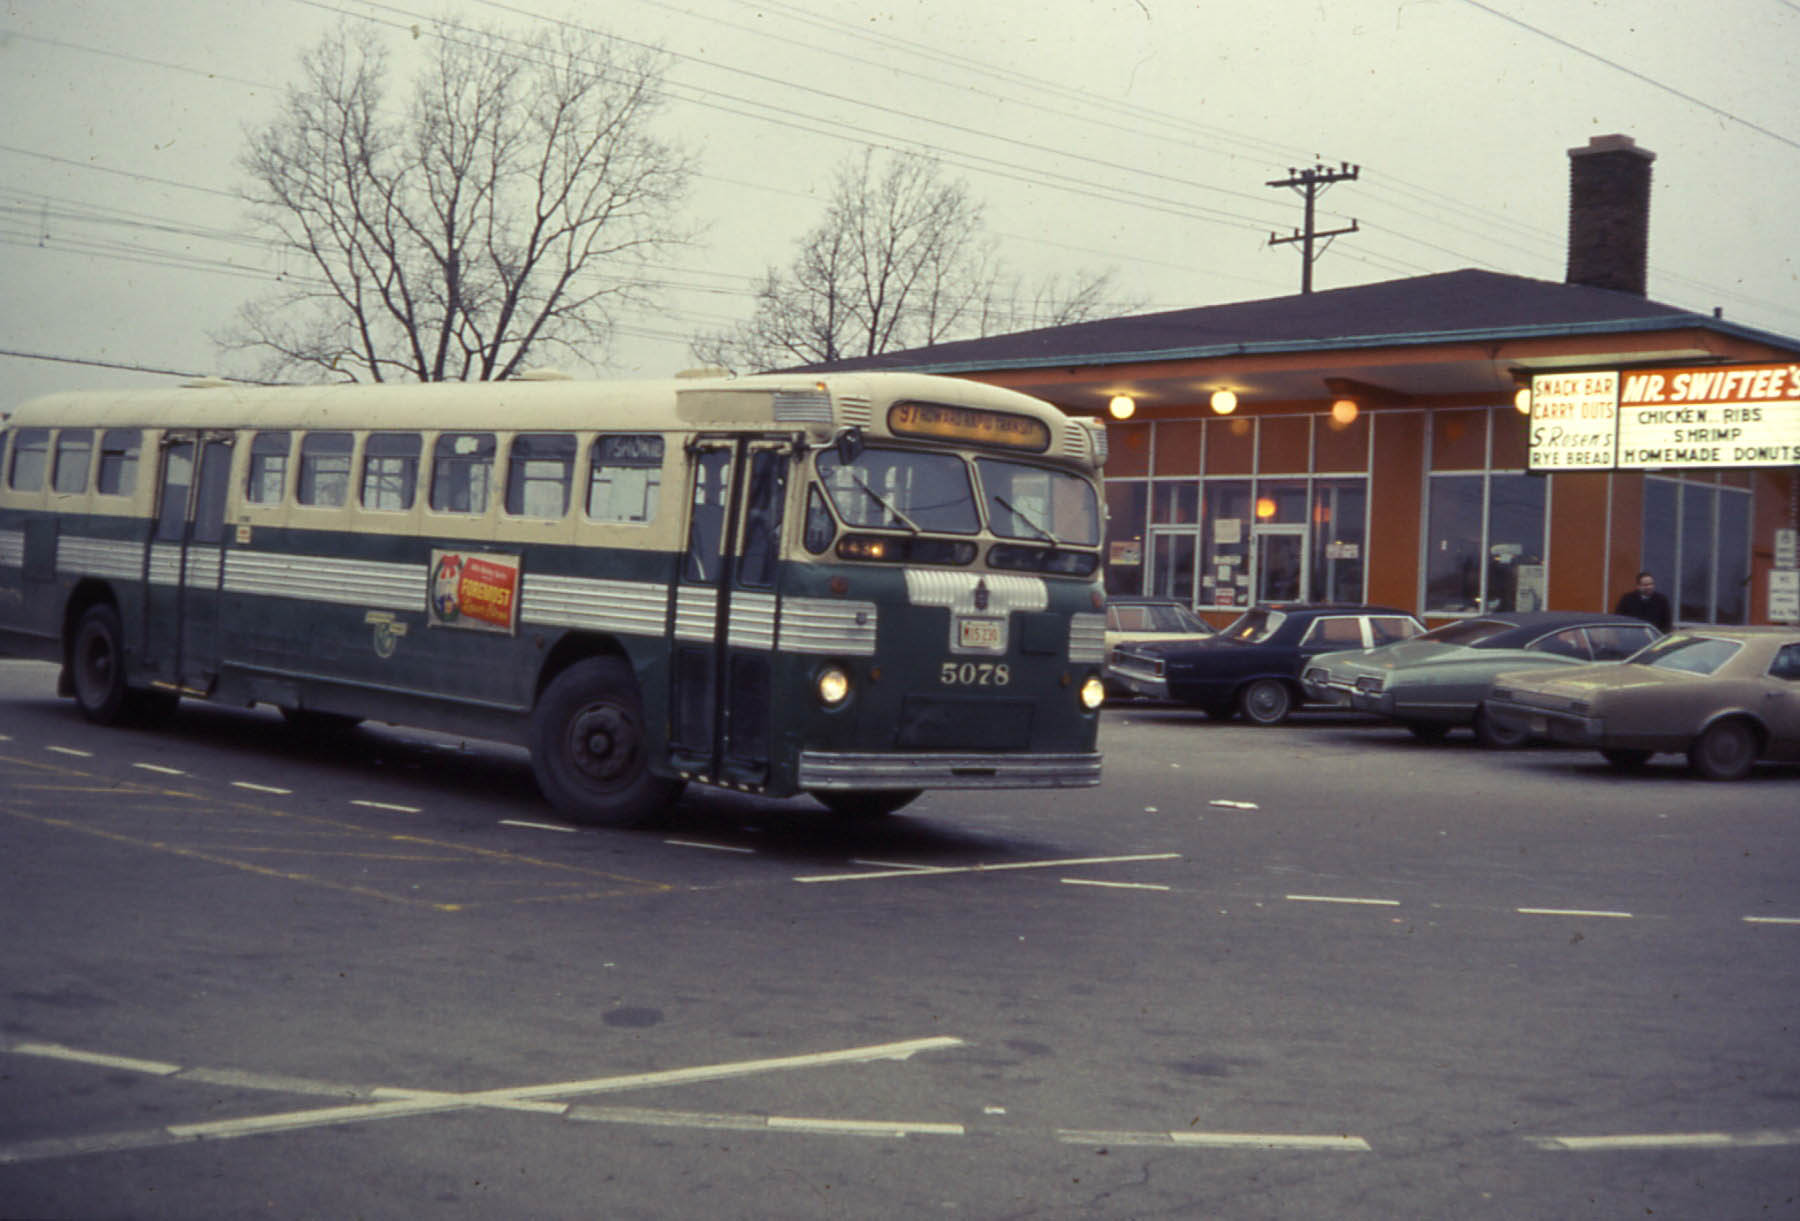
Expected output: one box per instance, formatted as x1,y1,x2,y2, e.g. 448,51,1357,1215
226,19,694,383
692,150,1132,372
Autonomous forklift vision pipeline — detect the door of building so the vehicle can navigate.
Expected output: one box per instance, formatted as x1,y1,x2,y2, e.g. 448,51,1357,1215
1252,524,1308,604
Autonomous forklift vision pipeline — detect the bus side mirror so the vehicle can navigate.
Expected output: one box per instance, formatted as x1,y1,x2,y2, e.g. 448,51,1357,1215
833,427,864,465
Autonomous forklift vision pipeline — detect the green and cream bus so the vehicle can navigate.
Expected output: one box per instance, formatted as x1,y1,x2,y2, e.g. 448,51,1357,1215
0,371,1107,825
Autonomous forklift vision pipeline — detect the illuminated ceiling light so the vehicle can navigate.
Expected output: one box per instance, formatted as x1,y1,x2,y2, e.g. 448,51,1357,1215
1209,389,1238,415
1255,496,1277,519
1108,394,1136,420
1330,397,1359,425
1514,387,1533,414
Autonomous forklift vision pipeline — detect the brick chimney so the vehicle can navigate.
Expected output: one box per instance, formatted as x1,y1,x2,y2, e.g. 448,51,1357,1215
1565,134,1655,295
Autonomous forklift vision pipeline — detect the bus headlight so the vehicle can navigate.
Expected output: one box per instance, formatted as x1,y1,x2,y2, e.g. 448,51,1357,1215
1078,675,1106,710
817,664,851,707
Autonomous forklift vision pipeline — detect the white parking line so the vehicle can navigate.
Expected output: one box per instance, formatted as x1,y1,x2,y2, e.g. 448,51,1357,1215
1286,894,1400,907
1059,1128,1370,1151
1061,878,1172,892
1517,907,1633,919
499,820,579,833
231,781,292,794
795,853,1180,884
1527,1128,1800,1151
665,839,756,854
1743,916,1800,926
350,800,421,814
45,746,92,758
132,763,186,776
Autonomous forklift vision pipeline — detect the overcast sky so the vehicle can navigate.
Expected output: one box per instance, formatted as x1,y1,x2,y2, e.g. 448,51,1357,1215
3,0,1797,409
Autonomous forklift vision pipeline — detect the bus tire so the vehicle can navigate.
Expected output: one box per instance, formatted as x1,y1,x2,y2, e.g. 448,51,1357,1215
530,656,675,828
815,789,921,818
70,604,132,725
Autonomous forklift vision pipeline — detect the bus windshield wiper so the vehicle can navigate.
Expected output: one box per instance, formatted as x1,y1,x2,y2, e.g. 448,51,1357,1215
849,472,921,533
993,495,1059,546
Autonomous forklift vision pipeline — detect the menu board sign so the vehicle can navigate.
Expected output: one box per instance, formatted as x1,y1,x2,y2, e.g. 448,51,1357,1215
1529,362,1800,471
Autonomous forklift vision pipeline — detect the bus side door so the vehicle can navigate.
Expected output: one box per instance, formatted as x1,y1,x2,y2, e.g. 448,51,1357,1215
669,437,790,788
144,431,233,695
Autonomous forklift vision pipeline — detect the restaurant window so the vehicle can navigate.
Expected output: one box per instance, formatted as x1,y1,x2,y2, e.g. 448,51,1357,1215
1104,480,1147,596
1643,476,1751,625
1200,480,1251,607
1309,479,1366,602
1424,473,1545,614
1258,415,1309,474
1205,416,1255,475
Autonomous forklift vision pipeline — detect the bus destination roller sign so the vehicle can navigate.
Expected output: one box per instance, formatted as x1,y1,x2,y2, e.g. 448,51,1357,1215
1530,362,1800,471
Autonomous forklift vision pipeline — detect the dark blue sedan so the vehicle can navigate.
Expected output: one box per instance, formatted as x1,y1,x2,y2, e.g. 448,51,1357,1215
1108,603,1425,723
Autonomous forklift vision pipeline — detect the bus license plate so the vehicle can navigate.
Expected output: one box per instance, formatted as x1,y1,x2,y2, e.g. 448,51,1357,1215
959,617,1003,650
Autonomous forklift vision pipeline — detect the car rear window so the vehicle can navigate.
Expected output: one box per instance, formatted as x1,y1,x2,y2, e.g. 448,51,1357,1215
1635,634,1741,675
1419,619,1512,647
1220,609,1282,642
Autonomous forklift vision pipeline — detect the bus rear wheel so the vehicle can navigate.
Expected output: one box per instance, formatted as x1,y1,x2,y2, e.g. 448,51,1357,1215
530,656,677,828
815,790,922,818
70,604,132,725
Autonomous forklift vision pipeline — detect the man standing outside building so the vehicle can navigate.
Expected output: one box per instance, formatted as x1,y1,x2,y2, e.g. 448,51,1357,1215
1615,570,1673,632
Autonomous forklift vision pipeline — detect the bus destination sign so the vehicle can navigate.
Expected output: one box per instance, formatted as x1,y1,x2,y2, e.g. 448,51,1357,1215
888,401,1051,451
1529,362,1800,471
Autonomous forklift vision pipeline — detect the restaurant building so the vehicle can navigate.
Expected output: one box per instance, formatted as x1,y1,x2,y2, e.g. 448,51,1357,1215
812,136,1800,627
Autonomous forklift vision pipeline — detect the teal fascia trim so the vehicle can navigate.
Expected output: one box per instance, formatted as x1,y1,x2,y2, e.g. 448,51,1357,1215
882,316,1800,377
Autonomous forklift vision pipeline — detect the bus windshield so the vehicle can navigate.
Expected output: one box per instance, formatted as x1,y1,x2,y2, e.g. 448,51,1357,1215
976,457,1100,546
817,445,980,533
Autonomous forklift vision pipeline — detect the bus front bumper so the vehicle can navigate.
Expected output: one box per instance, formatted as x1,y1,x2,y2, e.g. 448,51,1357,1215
798,751,1102,790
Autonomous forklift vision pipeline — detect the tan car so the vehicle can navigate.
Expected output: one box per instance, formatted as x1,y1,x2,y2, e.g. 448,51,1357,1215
1482,627,1800,780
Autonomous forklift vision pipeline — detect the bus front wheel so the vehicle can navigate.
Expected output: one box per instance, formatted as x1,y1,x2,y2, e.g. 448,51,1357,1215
70,604,132,725
530,656,677,828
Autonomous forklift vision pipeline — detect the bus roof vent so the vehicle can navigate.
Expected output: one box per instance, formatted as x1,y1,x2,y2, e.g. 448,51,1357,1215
675,366,732,380
837,395,873,429
515,368,573,381
773,387,833,424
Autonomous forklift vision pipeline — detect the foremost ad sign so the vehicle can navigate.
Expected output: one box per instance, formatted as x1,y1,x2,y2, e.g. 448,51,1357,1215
1529,362,1800,471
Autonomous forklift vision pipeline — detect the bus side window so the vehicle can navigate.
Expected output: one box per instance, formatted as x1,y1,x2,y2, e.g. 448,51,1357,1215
96,429,142,497
7,429,49,492
587,434,663,524
52,429,94,494
506,433,576,519
431,433,496,514
246,431,291,505
361,432,421,511
298,432,354,508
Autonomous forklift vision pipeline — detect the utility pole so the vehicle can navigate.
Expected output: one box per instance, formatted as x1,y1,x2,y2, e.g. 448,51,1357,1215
1267,161,1360,293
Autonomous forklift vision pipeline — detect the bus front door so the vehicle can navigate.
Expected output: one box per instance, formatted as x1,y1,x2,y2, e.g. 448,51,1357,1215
669,437,790,789
143,431,233,695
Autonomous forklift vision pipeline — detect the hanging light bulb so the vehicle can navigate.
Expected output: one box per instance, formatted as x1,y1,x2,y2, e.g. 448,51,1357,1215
1210,389,1238,415
1108,394,1136,420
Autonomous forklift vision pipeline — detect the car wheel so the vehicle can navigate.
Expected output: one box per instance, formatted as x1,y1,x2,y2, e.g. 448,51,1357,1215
1404,721,1451,744
1238,679,1293,726
1687,718,1760,782
1600,748,1653,770
1473,708,1530,750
